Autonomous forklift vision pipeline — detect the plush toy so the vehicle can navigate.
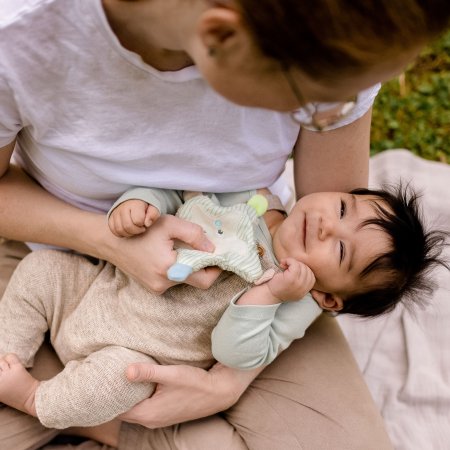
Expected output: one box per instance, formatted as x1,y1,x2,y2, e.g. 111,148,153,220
167,194,268,283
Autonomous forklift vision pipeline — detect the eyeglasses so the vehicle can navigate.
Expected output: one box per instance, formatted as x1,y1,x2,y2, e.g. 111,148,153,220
283,67,358,132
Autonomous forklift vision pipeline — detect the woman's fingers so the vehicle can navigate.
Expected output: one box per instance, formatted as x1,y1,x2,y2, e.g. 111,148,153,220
163,215,215,253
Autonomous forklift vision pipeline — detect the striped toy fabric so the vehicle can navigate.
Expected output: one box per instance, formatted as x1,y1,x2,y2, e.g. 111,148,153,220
173,195,264,283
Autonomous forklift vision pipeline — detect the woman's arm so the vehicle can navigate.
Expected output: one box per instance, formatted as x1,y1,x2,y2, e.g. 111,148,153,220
119,362,264,428
122,300,321,425
293,108,372,197
0,147,219,292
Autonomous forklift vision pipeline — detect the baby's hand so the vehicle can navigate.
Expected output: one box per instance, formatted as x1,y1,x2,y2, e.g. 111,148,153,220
267,258,316,302
108,200,160,238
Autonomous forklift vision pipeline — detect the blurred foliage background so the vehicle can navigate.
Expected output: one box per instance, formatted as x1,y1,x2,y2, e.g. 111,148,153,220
370,29,450,163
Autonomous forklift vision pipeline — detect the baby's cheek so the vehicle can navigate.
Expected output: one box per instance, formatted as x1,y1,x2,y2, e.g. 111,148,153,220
312,276,326,291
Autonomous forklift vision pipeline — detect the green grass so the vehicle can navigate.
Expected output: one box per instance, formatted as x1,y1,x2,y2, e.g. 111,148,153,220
370,29,450,163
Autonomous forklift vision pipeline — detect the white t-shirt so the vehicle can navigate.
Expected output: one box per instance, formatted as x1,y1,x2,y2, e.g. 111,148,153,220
0,0,380,213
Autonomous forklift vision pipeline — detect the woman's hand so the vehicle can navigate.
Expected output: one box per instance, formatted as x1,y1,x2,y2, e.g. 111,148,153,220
102,214,222,294
119,362,263,428
0,162,220,294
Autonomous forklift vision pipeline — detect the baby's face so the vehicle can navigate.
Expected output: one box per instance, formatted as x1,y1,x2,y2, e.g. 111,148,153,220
272,192,391,303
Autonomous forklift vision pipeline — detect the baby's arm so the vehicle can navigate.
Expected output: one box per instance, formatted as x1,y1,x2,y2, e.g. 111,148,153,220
211,259,319,369
108,188,183,237
211,292,322,370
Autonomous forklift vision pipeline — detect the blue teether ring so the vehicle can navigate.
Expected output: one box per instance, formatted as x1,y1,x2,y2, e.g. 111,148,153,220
167,263,193,282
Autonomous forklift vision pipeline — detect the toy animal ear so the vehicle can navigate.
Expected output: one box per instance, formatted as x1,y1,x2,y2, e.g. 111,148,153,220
247,194,268,217
310,289,344,312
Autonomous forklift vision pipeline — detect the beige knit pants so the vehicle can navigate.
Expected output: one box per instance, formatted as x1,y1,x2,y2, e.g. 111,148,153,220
0,248,156,429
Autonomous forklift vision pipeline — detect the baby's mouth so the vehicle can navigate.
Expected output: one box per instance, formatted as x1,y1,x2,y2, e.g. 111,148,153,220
303,215,307,249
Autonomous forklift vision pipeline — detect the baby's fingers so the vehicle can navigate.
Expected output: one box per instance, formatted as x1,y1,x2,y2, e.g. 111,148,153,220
117,208,146,237
144,205,160,227
282,258,315,287
301,267,316,292
281,258,309,274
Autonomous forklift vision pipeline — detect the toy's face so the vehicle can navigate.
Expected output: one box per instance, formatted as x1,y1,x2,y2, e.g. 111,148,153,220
192,204,250,256
172,195,264,283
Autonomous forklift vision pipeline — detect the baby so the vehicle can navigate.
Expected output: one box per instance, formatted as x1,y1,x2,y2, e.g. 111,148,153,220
0,185,446,429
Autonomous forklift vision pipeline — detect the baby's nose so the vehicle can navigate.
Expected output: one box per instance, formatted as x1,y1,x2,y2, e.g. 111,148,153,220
319,216,334,240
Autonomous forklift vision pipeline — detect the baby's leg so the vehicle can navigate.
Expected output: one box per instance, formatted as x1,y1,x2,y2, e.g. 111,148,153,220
0,250,104,367
0,243,58,449
35,345,157,429
0,251,56,366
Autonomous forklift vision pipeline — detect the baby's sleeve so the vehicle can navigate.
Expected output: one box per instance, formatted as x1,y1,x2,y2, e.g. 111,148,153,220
211,293,322,370
107,187,183,218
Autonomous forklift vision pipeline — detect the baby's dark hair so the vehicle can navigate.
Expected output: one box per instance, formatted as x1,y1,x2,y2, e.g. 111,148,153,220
339,184,449,317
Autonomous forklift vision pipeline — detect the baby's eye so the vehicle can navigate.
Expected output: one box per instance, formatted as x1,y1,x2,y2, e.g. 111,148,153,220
340,199,346,219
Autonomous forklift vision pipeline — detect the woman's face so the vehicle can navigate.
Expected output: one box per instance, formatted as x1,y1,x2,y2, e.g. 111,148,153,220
197,44,421,111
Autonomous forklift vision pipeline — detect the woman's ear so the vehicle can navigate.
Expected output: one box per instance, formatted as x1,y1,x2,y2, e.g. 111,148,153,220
196,7,246,57
310,289,344,312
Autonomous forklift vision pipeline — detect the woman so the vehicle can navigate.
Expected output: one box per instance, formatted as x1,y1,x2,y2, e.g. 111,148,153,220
0,0,448,448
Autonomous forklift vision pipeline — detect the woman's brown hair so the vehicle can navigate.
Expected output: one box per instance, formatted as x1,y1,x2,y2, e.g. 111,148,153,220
237,0,450,79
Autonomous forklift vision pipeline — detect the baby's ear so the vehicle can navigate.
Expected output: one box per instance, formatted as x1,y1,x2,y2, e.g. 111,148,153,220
310,289,344,312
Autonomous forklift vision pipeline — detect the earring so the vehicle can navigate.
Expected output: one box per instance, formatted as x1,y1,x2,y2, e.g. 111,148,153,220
208,47,217,57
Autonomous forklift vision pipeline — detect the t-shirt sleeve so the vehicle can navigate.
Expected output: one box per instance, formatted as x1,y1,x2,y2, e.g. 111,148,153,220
0,67,22,147
300,83,381,132
211,293,322,370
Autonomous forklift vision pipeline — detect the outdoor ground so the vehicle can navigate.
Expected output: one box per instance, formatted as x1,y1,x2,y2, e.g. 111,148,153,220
371,29,450,163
